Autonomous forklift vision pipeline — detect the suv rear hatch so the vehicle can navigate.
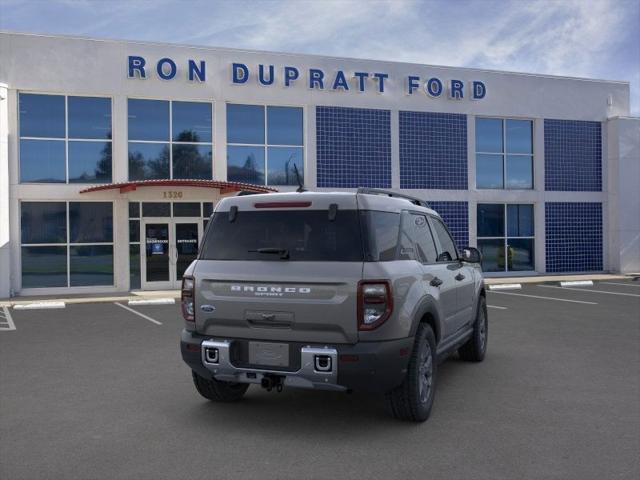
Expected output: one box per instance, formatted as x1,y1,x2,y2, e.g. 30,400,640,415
194,194,363,344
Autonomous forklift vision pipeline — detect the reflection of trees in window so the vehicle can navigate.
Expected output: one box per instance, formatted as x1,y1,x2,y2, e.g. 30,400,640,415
268,152,298,186
227,152,264,184
173,130,211,179
128,145,170,180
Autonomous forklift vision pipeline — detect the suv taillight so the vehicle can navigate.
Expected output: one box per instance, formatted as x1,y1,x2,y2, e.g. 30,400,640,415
358,280,393,331
181,276,195,323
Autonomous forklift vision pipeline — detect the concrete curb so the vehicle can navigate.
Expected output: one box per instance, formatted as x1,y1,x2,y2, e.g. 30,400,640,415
0,292,180,308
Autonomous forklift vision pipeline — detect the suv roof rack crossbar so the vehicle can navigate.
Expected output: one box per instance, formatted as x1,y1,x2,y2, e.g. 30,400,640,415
356,188,430,208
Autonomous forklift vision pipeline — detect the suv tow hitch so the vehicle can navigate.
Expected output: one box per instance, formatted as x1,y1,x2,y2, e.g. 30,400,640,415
261,374,285,393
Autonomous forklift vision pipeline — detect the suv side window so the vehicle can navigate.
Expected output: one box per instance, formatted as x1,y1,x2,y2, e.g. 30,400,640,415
398,212,438,263
430,217,458,262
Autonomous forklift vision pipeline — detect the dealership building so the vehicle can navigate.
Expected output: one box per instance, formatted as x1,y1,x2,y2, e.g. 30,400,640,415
0,31,638,297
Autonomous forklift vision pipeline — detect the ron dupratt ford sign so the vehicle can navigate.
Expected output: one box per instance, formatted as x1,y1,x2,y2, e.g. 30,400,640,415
127,56,487,100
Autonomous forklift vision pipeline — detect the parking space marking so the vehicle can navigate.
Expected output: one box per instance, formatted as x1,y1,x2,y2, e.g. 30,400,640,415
487,305,508,310
14,301,66,310
114,302,163,325
601,282,640,288
0,306,16,331
539,285,640,298
489,291,598,304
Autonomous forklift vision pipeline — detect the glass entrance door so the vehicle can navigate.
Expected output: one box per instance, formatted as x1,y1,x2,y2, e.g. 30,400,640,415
141,219,201,290
175,221,200,282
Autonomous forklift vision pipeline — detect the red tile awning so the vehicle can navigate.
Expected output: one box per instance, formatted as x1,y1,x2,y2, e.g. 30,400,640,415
79,179,277,195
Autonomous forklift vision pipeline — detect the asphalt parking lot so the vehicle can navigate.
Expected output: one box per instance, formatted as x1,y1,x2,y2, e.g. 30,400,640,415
1,280,639,480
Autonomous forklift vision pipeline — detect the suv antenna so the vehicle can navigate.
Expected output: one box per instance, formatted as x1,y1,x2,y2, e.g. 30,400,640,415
293,164,306,193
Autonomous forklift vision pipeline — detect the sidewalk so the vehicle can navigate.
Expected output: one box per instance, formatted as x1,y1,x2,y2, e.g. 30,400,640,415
2,273,638,307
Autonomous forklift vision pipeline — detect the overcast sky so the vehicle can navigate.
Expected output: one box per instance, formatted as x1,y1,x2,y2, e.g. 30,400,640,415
1,0,638,114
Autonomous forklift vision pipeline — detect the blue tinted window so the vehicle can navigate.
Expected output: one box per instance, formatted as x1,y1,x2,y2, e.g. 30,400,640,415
476,118,503,153
506,155,533,189
203,203,213,217
128,142,170,180
267,106,303,145
227,145,265,184
69,202,113,243
130,244,141,289
21,246,68,288
21,202,67,244
20,139,66,183
506,120,532,154
507,204,534,237
68,141,112,183
477,204,505,237
129,202,140,218
476,154,503,189
128,99,169,141
172,144,212,179
227,104,264,144
507,238,534,271
70,245,114,286
267,147,303,185
68,96,112,139
19,93,65,138
142,203,171,217
173,203,201,217
130,220,140,242
173,102,212,143
477,239,505,272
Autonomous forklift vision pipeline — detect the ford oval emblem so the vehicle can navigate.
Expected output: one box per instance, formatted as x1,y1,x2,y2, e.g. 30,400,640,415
200,305,215,313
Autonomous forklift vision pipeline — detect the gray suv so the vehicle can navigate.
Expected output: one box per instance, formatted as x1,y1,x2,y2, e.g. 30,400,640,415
180,188,487,422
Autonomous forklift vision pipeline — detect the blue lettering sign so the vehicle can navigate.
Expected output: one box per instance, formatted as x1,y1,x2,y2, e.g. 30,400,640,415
353,72,368,92
407,75,420,95
232,63,249,84
156,58,177,80
284,66,299,87
188,60,205,82
425,77,443,97
449,79,464,99
309,69,325,89
473,81,486,99
128,56,146,79
258,64,275,86
332,71,349,91
373,73,388,93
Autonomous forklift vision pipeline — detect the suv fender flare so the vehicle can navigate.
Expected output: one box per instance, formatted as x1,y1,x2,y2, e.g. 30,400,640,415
409,296,442,344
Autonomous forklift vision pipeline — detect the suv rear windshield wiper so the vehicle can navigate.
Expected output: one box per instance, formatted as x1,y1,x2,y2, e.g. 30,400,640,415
248,247,290,260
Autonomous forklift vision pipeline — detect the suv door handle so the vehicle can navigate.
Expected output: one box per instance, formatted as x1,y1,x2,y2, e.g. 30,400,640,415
455,273,465,281
430,277,443,287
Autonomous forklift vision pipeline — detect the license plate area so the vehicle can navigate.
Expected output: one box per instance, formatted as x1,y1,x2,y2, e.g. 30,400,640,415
248,341,290,368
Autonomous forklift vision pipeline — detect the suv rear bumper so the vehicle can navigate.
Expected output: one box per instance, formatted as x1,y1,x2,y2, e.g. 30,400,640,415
181,329,413,393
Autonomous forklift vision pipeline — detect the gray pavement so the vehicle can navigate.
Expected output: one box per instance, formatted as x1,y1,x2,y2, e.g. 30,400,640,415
1,280,639,480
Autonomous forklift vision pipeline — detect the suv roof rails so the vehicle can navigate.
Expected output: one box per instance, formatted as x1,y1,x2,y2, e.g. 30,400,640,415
235,190,264,196
356,188,431,209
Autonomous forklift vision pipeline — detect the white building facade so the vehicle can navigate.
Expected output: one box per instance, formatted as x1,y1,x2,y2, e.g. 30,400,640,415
0,32,638,297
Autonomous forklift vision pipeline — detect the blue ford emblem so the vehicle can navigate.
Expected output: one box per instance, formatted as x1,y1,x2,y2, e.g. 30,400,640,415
200,305,215,313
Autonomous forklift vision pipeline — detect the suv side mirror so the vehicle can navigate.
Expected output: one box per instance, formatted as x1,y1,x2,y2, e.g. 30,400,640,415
460,247,482,264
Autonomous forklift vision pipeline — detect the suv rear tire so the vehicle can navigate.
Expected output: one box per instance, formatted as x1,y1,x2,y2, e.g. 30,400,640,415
192,371,249,402
384,323,437,422
458,295,488,362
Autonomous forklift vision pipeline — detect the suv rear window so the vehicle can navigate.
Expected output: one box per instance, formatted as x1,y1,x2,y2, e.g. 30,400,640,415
200,210,363,261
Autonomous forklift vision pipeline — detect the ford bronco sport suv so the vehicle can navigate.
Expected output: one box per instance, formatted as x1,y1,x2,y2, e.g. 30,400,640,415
180,188,487,422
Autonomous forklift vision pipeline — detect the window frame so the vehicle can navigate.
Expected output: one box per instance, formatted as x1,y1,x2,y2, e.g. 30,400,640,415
19,200,115,289
127,98,214,181
475,116,534,190
18,92,114,184
226,102,306,186
401,211,440,265
476,202,536,272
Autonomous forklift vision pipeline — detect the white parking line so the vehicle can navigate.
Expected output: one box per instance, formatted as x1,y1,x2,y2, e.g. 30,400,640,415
128,298,175,306
601,282,640,288
0,306,16,331
489,291,598,304
487,305,508,310
14,301,66,310
539,285,640,298
114,302,163,325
